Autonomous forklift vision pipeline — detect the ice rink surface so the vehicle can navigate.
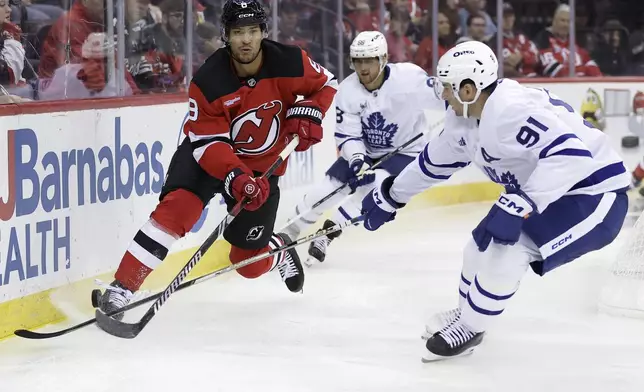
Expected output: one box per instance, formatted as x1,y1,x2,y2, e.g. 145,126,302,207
2,202,644,392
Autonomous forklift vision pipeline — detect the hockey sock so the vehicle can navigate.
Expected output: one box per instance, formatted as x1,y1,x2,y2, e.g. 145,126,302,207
115,189,204,292
460,240,530,332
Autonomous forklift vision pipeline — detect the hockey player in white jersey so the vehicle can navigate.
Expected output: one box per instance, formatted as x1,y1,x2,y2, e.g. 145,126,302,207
360,41,630,361
282,31,444,265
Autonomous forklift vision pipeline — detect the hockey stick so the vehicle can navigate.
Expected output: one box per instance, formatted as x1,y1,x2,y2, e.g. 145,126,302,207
279,118,444,231
92,136,300,339
14,216,361,340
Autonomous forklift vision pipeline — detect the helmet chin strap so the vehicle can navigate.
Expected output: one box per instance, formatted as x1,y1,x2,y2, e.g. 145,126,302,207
457,89,481,119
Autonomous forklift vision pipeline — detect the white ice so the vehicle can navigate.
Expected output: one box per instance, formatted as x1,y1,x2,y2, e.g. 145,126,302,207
1,203,644,392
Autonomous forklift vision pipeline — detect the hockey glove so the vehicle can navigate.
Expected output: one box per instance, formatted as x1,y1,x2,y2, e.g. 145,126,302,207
224,168,270,211
361,176,405,231
348,153,376,193
472,188,535,252
283,103,324,152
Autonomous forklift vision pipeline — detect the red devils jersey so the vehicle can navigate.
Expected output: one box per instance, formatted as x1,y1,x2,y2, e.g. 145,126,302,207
534,29,602,77
503,32,539,77
185,40,337,180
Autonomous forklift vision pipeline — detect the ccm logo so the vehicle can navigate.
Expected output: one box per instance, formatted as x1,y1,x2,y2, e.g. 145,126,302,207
498,196,525,214
551,234,573,250
453,50,475,57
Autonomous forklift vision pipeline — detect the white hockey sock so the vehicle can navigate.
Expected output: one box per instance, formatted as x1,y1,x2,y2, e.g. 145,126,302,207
284,176,350,237
460,237,533,332
458,240,480,309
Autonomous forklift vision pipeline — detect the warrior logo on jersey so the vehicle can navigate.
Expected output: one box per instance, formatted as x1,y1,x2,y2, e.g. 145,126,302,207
230,100,283,155
361,112,398,149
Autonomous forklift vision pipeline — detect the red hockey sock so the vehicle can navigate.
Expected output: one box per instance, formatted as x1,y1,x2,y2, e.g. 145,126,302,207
115,189,204,292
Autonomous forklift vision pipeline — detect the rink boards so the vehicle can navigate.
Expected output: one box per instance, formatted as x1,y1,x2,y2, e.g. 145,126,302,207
0,78,643,339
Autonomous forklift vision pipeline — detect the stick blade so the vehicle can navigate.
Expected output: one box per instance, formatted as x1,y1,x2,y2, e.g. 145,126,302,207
95,310,142,339
14,329,62,339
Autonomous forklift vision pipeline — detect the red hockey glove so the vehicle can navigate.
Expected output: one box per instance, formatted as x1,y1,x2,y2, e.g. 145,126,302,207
224,168,270,211
283,103,324,152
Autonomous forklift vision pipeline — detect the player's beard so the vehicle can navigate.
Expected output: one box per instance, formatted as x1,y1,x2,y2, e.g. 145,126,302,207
231,47,262,65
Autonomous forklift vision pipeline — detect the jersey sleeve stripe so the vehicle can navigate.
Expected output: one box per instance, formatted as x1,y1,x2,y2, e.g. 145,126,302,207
338,137,362,150
418,155,451,180
422,145,469,168
547,149,593,158
191,135,233,150
538,133,579,159
334,132,357,139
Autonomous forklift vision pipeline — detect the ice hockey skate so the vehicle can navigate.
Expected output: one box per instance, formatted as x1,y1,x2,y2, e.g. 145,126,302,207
422,320,485,362
421,308,461,340
91,280,133,321
305,219,342,267
274,233,305,292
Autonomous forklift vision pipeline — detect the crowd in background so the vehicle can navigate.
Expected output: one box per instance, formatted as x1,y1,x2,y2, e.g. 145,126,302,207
1,0,644,102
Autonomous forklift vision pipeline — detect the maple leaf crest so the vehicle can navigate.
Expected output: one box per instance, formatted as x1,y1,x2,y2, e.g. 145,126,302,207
500,171,520,190
361,112,398,149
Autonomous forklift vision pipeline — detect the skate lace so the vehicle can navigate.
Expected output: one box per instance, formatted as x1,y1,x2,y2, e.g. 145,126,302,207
312,236,330,254
440,308,462,326
278,253,299,280
439,322,475,349
94,279,143,303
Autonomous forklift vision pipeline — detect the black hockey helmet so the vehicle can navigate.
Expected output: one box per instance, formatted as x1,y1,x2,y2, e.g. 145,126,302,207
221,0,268,43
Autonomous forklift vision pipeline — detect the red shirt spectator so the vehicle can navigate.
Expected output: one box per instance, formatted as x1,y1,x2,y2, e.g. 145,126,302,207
487,3,539,77
39,0,139,93
533,4,601,77
386,9,414,62
414,11,453,74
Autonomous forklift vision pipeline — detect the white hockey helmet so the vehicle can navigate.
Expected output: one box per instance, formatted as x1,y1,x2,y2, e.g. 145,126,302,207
349,31,388,72
436,41,499,117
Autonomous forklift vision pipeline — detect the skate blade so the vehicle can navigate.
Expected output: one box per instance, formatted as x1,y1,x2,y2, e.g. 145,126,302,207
421,326,435,340
421,347,476,363
303,256,319,268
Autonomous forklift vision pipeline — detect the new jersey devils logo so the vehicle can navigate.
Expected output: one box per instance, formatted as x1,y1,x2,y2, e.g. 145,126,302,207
230,100,282,155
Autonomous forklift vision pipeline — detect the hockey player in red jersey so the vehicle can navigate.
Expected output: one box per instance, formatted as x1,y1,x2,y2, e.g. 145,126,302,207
93,0,338,319
533,4,601,78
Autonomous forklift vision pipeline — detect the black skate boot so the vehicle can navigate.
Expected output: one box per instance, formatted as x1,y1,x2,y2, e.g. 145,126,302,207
274,233,305,292
422,320,485,362
421,308,461,340
306,219,342,267
91,280,133,321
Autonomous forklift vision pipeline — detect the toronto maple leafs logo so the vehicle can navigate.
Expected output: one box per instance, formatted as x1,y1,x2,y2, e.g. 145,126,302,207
500,171,520,190
361,112,398,149
483,167,520,189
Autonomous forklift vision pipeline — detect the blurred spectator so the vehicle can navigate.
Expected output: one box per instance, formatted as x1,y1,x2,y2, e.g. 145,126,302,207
533,4,601,77
593,19,631,76
487,3,538,77
413,10,454,74
38,0,107,79
11,0,64,23
630,29,644,75
39,32,135,99
439,0,461,36
458,0,496,39
278,2,309,49
345,0,378,33
386,7,414,62
456,13,486,44
137,0,187,92
194,21,220,66
39,0,139,97
0,0,26,86
124,0,159,93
